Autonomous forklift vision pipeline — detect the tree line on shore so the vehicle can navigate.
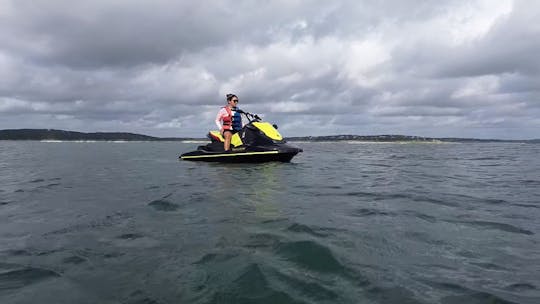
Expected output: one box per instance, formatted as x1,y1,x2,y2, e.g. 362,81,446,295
1,129,538,143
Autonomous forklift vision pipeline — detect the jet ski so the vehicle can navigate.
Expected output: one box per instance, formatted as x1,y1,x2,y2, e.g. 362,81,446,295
180,111,302,163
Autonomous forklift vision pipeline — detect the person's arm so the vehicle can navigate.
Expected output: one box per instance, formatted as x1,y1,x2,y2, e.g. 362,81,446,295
215,109,224,130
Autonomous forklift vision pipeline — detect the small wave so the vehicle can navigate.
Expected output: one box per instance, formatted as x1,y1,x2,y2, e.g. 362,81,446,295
44,212,131,236
512,203,539,209
117,233,144,240
62,256,86,265
482,198,510,205
505,283,537,291
350,208,395,217
296,185,342,190
414,263,456,271
103,252,125,259
478,164,502,167
275,240,345,274
0,267,60,291
344,191,379,197
319,191,463,208
441,291,519,304
423,281,520,304
271,268,339,301
365,163,393,168
456,250,481,259
3,249,32,256
402,210,438,223
366,286,418,303
313,191,380,199
148,199,180,211
422,280,469,293
470,262,508,271
245,233,282,249
438,193,513,207
194,252,239,265
26,249,62,256
260,217,289,224
519,179,540,186
503,213,532,220
1,248,62,258
451,220,534,235
467,157,503,161
403,231,446,245
414,196,463,208
286,223,337,237
206,263,303,304
162,193,173,199
38,183,61,189
124,290,165,304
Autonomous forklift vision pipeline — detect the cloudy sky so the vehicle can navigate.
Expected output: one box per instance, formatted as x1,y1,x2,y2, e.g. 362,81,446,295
1,0,539,139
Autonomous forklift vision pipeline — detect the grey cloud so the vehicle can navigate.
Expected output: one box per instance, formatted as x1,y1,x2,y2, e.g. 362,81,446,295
2,1,340,68
435,1,540,78
0,0,539,139
497,73,540,95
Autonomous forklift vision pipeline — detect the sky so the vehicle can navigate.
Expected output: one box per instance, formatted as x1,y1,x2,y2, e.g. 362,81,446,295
0,0,539,139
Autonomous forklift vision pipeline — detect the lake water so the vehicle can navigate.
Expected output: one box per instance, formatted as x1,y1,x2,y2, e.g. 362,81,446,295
1,141,539,304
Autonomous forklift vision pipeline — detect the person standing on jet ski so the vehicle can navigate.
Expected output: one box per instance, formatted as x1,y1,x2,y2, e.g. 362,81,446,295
215,94,243,151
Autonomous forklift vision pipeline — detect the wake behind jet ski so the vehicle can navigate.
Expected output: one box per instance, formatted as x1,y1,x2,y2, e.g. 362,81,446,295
180,111,302,163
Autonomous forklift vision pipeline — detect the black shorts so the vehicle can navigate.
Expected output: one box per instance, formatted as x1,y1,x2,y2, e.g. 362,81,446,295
222,129,238,135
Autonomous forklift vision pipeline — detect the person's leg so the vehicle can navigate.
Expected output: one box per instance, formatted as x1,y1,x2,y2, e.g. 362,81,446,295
224,131,232,151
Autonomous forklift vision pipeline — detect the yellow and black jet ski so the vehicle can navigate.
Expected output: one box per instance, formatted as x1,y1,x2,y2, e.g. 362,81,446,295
180,111,302,163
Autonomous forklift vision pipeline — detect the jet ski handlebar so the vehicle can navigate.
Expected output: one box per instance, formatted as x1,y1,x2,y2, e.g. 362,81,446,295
236,109,261,122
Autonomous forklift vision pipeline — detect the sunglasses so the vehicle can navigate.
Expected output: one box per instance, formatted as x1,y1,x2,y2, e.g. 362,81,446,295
232,99,239,103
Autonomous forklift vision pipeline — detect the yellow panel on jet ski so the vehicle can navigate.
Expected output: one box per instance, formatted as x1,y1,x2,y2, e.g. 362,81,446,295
253,122,282,141
209,131,224,142
210,130,242,146
231,133,243,147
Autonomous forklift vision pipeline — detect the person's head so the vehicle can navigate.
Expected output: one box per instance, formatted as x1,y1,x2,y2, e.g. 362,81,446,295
226,94,238,107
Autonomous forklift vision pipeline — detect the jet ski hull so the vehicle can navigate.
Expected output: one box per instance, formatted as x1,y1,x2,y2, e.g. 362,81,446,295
180,146,301,163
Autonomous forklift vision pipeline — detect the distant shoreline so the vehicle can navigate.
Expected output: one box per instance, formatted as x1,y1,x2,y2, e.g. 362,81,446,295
1,129,538,143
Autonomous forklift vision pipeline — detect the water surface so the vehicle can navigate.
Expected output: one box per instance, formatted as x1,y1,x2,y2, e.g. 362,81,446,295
1,141,539,303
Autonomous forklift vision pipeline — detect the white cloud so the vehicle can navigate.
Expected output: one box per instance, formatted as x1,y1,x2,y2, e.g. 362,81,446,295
438,0,513,44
